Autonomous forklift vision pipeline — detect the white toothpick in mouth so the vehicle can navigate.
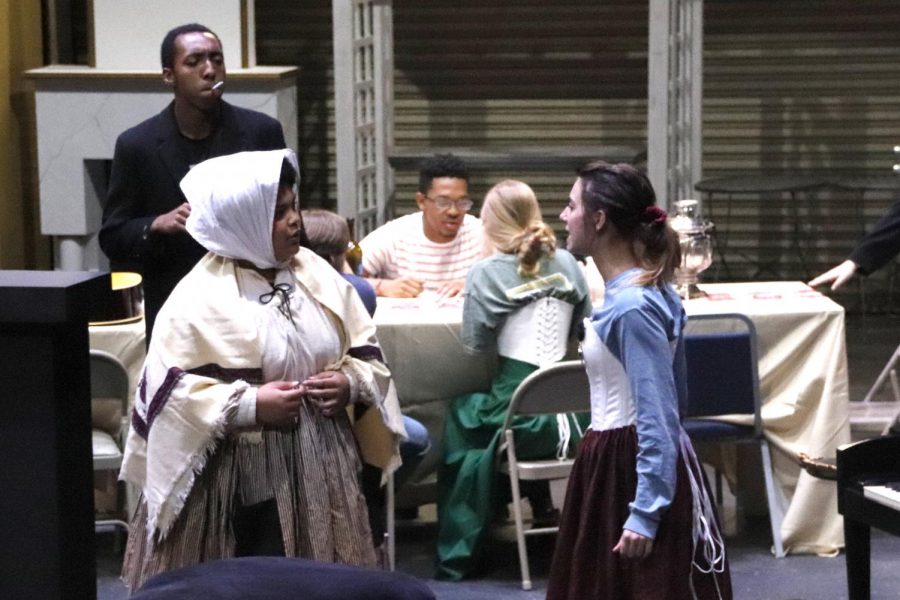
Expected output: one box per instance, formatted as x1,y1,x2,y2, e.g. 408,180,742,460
212,81,224,91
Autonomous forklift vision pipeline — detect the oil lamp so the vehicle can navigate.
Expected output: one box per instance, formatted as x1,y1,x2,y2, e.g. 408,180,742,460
670,199,714,299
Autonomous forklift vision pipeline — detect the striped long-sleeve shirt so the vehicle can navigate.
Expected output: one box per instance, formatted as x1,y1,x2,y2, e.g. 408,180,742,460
359,212,484,290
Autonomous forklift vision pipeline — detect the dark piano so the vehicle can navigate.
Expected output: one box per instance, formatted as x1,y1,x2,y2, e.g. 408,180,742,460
837,435,900,600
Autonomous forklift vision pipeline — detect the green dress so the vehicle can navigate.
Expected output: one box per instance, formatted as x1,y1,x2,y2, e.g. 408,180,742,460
435,250,591,581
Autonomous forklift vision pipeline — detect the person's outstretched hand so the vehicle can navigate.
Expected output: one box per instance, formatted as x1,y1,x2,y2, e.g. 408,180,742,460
807,259,858,291
256,380,305,427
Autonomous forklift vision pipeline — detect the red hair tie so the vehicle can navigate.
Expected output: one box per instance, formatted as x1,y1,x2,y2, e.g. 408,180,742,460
643,205,667,226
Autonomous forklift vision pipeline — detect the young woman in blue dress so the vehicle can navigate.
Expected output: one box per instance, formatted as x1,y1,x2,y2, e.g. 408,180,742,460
547,162,731,600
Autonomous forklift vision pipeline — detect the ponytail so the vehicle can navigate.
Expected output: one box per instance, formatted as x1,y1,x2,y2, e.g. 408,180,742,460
482,179,556,277
514,222,557,277
632,211,681,286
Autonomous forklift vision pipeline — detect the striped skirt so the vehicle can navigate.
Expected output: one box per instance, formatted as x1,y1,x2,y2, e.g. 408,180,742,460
121,402,376,591
546,425,732,600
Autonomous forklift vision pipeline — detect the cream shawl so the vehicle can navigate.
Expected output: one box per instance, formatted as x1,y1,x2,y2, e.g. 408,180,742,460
120,249,405,541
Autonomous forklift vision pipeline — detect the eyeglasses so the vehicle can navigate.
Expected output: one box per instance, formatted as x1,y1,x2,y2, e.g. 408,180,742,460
423,195,474,212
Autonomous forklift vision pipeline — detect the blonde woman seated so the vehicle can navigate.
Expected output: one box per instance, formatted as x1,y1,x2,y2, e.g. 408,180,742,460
119,149,405,590
436,180,591,581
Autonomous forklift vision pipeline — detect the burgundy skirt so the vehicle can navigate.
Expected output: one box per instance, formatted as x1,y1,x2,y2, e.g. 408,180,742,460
546,426,732,600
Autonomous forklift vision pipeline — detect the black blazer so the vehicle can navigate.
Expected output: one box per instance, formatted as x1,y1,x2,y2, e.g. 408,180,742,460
849,200,900,275
99,100,286,339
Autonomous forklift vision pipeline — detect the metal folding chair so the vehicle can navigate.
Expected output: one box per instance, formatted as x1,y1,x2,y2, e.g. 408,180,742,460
850,342,900,438
90,349,130,536
682,313,786,557
497,360,590,590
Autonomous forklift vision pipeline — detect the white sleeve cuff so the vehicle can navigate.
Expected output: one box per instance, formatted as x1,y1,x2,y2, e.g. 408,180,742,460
340,363,361,405
233,386,258,427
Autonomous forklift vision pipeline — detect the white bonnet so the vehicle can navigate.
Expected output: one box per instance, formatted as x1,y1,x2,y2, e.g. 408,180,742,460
182,148,299,269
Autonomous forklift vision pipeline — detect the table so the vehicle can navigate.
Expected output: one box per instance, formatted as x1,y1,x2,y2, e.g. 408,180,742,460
375,282,850,555
684,281,850,555
373,295,493,506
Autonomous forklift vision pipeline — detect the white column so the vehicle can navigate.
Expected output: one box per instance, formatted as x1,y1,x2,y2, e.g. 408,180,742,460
647,0,703,209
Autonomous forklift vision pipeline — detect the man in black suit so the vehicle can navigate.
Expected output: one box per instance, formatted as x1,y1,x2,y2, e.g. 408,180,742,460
100,23,286,341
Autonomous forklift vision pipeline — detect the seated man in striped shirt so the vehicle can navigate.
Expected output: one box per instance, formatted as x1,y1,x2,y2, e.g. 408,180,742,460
360,153,484,298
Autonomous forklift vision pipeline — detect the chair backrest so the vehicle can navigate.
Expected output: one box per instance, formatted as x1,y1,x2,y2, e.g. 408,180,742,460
502,360,590,431
683,313,762,435
89,349,130,437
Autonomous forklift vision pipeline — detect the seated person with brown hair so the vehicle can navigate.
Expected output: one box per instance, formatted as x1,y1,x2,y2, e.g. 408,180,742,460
302,208,376,315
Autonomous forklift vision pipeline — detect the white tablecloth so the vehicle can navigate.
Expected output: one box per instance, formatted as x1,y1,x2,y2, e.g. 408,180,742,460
374,282,850,555
684,281,849,555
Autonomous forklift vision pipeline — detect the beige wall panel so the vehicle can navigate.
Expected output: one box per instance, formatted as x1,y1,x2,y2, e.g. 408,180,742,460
92,0,244,69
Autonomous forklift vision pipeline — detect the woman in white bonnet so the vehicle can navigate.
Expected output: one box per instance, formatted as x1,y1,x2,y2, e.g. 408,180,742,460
120,149,405,589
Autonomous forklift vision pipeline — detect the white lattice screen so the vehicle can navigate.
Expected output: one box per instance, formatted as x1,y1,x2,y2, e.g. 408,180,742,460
648,0,704,209
333,0,394,237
